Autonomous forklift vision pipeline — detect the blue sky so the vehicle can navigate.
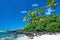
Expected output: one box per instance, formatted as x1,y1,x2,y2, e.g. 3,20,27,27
0,0,60,30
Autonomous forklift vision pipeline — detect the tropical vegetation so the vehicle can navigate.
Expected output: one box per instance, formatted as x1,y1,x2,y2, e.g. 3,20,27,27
22,0,60,32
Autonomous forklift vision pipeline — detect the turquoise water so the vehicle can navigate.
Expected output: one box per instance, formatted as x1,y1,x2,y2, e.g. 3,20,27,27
0,32,25,40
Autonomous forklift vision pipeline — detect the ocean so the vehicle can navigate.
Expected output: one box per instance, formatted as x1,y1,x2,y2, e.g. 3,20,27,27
0,32,26,40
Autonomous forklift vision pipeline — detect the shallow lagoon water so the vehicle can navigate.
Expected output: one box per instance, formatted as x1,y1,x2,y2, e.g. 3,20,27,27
0,32,25,40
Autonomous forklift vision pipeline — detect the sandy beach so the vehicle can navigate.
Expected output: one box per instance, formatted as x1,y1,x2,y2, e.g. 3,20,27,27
18,34,60,40
32,34,60,40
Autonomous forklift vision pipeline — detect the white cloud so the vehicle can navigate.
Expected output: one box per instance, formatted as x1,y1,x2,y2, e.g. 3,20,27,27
46,11,51,15
23,20,25,22
32,4,39,7
46,8,52,15
48,8,52,12
20,11,27,14
45,7,55,15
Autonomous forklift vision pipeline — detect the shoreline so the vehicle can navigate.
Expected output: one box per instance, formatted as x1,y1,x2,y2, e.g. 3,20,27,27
11,30,60,37
9,30,60,40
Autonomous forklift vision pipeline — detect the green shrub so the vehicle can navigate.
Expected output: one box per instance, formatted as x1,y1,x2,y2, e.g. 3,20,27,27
45,22,60,32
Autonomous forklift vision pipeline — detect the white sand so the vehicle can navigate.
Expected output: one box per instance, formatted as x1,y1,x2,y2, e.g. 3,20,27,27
32,34,60,40
16,34,60,40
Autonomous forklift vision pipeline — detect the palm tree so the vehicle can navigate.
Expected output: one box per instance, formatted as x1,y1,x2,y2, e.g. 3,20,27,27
47,0,57,8
23,16,29,22
28,10,32,16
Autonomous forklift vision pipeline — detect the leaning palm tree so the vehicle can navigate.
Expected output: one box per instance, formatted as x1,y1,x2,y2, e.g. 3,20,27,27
34,7,45,15
47,0,57,8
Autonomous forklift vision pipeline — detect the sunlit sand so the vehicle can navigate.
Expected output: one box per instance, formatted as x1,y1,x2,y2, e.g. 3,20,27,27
17,34,60,40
